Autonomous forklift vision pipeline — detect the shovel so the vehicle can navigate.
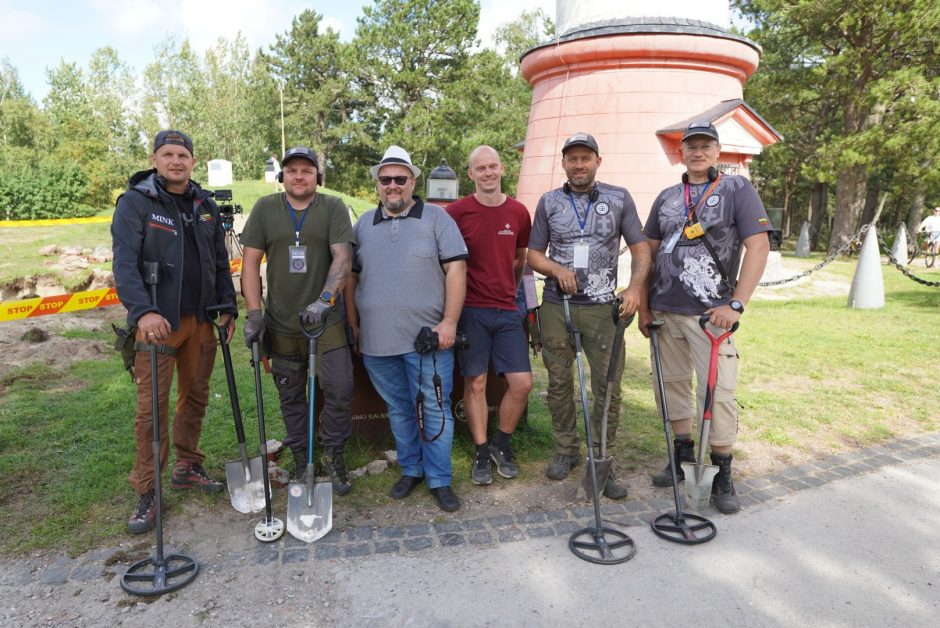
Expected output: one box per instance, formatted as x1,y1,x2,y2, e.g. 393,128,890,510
577,300,633,500
287,316,332,543
682,315,739,510
206,304,266,514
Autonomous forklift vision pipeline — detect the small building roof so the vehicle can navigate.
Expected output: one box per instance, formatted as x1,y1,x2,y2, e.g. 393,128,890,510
657,99,783,154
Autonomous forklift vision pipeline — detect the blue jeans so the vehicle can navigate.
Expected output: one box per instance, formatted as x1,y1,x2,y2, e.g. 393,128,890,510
362,350,455,489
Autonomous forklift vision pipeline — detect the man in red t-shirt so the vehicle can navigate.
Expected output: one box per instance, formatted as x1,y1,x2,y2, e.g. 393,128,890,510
447,146,533,486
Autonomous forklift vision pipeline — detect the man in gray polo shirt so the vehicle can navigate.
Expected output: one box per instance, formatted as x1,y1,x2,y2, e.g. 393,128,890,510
345,145,468,513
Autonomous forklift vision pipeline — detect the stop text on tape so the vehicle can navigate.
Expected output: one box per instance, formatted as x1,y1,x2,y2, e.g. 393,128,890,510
0,288,121,322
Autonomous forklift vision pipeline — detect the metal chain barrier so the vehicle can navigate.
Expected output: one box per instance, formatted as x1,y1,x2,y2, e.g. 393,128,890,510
876,232,940,288
757,226,868,287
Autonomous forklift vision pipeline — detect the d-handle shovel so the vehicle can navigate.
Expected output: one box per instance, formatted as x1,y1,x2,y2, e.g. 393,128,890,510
682,315,739,511
577,300,634,500
286,315,332,543
250,340,284,542
648,320,716,544
121,261,199,596
206,304,266,514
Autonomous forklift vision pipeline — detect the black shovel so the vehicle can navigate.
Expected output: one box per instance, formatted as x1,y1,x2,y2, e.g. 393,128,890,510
577,300,633,500
206,304,266,514
121,261,199,596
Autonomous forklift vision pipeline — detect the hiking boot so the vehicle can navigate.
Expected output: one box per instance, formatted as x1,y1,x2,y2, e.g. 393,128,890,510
291,449,308,482
171,461,224,493
652,438,695,487
490,442,519,479
390,475,423,499
322,452,352,496
472,452,493,486
430,486,460,512
127,489,156,534
545,453,579,480
603,470,629,500
710,452,740,514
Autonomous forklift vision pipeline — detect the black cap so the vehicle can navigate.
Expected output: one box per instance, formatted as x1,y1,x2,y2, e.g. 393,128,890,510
153,130,193,156
681,122,720,143
282,146,320,169
561,132,599,155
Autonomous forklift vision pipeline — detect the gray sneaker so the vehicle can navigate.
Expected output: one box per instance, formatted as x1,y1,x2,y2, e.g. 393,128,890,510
545,454,579,480
490,443,519,479
472,453,493,485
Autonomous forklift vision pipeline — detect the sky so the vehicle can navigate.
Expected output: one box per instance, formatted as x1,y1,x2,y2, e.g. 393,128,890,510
1,0,554,102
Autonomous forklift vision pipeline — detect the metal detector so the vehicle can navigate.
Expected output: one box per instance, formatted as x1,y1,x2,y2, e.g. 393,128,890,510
286,317,332,543
682,315,739,510
563,295,636,565
577,301,634,500
206,304,266,514
250,340,285,542
121,261,199,596
648,320,716,544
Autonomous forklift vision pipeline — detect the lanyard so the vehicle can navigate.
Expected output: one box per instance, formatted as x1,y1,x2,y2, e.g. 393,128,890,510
682,175,721,225
287,201,311,246
567,193,592,240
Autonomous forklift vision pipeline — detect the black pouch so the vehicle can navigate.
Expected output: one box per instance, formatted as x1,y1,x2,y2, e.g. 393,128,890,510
112,323,137,380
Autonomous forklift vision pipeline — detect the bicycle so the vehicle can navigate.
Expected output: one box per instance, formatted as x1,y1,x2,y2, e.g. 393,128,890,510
908,231,937,268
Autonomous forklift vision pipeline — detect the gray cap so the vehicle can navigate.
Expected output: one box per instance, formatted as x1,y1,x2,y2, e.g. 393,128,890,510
561,132,599,155
681,122,720,143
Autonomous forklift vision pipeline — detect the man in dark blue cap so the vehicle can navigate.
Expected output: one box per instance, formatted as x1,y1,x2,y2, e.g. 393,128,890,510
112,130,237,534
638,121,771,514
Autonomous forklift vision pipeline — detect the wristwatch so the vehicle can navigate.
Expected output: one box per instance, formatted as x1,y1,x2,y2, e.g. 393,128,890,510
729,299,744,314
319,291,336,307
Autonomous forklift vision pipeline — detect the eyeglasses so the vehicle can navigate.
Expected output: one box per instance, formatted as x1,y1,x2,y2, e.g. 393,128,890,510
378,175,410,186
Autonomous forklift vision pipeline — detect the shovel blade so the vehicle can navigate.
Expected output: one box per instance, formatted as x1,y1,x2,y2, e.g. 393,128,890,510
225,456,267,514
286,480,333,543
576,456,613,501
681,461,718,511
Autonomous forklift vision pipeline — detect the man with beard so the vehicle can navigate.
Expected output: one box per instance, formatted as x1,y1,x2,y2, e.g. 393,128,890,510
527,133,650,499
240,146,356,495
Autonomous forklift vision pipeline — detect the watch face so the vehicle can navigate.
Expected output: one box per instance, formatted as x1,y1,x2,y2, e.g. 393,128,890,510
730,300,743,312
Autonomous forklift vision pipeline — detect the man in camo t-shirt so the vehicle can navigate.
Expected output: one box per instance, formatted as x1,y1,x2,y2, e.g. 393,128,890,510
528,132,650,499
638,122,770,514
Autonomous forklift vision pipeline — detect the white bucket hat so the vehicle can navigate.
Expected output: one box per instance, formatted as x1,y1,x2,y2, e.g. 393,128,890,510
370,145,421,179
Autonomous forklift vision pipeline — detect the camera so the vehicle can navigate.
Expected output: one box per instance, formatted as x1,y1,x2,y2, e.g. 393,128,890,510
213,189,243,231
414,326,470,354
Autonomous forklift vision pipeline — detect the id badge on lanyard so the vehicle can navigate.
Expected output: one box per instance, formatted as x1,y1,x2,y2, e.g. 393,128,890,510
568,193,592,269
288,203,311,273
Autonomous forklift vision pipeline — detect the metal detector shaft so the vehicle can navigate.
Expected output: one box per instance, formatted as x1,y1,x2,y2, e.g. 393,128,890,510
649,322,685,520
251,341,276,523
144,263,166,568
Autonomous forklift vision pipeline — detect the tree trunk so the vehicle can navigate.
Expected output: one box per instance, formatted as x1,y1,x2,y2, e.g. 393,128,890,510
859,182,880,227
906,189,926,238
810,182,828,251
829,164,868,254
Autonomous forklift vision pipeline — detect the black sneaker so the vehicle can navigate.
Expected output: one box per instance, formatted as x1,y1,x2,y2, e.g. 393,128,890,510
389,475,423,500
710,453,740,514
430,486,460,512
472,453,493,485
171,461,224,493
490,443,519,479
545,454,579,480
323,452,352,496
127,489,156,534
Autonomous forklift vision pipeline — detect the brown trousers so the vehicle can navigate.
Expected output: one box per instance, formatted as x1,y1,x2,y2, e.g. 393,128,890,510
128,315,218,494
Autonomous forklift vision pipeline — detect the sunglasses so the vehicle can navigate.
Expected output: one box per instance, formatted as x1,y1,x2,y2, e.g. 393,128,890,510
378,175,410,186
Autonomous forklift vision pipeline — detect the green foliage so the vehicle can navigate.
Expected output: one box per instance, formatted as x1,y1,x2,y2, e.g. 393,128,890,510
0,147,95,220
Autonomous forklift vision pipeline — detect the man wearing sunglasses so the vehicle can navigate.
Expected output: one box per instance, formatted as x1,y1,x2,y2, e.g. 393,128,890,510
240,146,357,496
345,145,468,512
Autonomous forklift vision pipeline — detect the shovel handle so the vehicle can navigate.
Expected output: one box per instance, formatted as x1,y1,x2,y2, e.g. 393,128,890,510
206,304,247,446
698,315,737,422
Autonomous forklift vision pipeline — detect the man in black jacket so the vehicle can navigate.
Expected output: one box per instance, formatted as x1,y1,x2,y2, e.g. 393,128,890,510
112,130,238,534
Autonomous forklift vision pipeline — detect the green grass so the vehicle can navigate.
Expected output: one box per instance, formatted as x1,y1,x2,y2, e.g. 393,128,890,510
1,252,939,556
0,180,375,293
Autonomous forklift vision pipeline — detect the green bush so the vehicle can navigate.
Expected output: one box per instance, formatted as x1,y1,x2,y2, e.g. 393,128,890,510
0,150,96,220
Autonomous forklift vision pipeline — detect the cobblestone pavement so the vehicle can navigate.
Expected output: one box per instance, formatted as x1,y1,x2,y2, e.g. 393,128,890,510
3,431,938,591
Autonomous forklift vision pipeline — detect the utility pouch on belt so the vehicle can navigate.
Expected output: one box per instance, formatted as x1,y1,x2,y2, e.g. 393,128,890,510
112,323,138,380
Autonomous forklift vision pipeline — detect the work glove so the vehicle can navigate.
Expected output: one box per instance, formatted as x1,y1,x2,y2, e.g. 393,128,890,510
301,299,332,328
243,309,265,349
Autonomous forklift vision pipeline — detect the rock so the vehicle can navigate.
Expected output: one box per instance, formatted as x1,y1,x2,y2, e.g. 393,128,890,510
384,450,398,465
87,246,113,263
366,460,388,476
348,466,368,480
62,246,82,256
58,255,89,271
39,245,60,256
